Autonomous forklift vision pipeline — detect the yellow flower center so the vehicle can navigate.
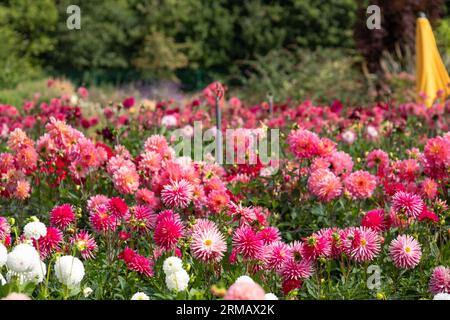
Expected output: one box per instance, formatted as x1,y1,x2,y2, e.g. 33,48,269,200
204,239,213,246
360,239,367,247
405,246,411,253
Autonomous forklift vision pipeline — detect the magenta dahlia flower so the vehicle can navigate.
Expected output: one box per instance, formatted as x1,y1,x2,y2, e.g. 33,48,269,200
281,241,314,280
389,235,422,269
50,204,75,229
391,191,424,219
154,210,184,250
361,209,386,232
34,227,63,258
301,233,332,261
232,225,264,260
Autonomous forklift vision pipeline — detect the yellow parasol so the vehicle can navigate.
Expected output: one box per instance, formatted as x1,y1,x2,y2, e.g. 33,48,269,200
416,14,450,107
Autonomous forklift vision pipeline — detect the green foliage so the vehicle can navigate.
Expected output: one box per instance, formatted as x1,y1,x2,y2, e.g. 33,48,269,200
0,0,57,88
233,48,369,106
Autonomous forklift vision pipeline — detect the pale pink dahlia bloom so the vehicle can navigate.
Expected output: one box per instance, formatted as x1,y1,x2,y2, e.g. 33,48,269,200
161,179,194,209
429,266,450,294
190,219,226,262
389,235,422,269
224,281,265,300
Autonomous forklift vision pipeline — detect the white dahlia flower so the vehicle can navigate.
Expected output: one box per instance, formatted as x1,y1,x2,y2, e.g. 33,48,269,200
6,260,46,284
264,293,278,300
235,275,254,284
165,269,189,292
6,243,40,273
433,293,450,300
162,256,183,275
23,221,47,240
83,287,93,298
0,243,7,267
54,255,85,288
131,292,150,300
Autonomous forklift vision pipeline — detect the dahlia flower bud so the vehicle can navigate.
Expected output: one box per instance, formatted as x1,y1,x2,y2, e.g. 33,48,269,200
54,255,85,288
210,284,226,297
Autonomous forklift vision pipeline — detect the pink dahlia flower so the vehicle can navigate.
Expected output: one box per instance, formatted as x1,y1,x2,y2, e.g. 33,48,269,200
429,266,450,294
389,235,422,269
224,281,265,300
391,191,424,219
307,169,342,202
161,179,194,209
190,219,226,262
50,204,75,229
344,170,377,199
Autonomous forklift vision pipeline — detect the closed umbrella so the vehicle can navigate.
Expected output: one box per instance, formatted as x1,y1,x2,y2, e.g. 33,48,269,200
416,14,450,107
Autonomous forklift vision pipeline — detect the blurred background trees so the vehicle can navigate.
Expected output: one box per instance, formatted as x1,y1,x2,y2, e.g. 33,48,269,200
0,0,449,104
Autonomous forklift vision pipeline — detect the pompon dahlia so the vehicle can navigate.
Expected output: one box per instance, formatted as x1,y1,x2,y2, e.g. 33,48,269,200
389,235,421,269
154,210,184,250
391,191,424,219
161,179,194,209
34,227,63,259
190,220,226,262
281,241,314,280
70,230,97,259
429,266,450,294
119,247,154,277
108,197,128,219
127,205,156,232
265,241,291,271
232,225,264,260
342,227,380,262
224,281,265,300
257,227,281,245
361,209,386,232
307,169,342,202
50,204,75,229
344,170,377,199
301,233,331,261
287,129,320,159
